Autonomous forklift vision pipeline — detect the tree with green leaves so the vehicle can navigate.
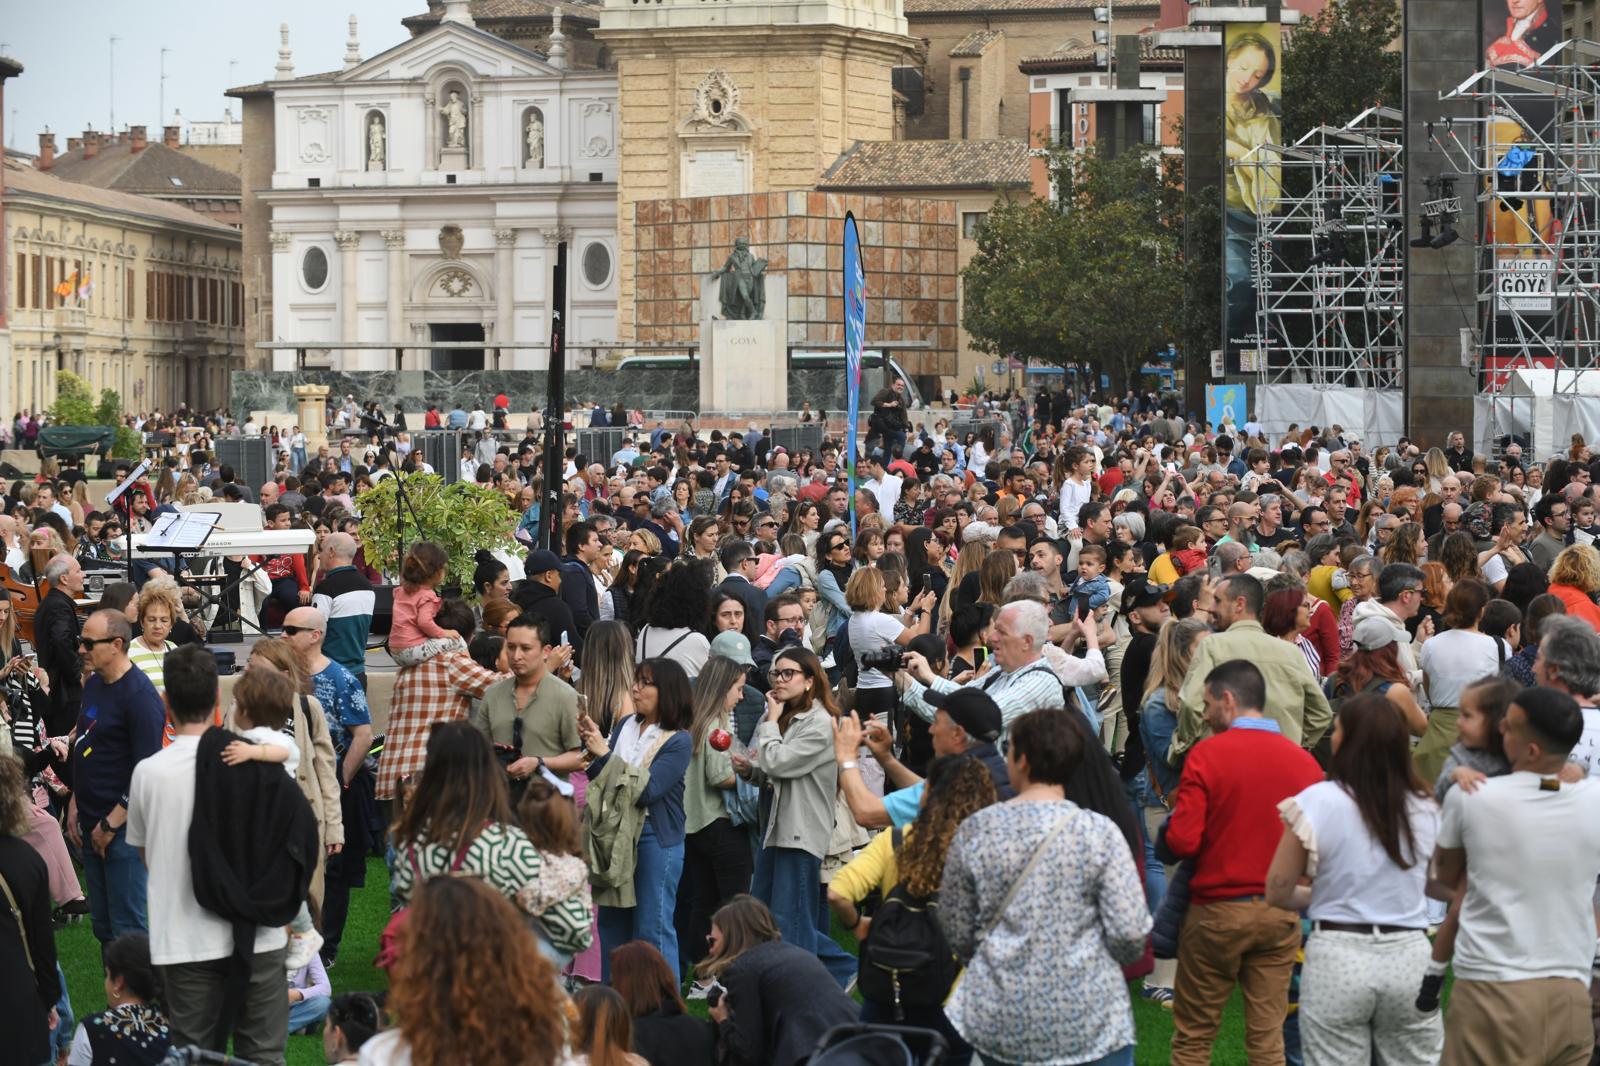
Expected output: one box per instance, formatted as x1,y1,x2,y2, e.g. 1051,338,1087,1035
962,142,1184,394
1281,0,1402,143
47,372,142,459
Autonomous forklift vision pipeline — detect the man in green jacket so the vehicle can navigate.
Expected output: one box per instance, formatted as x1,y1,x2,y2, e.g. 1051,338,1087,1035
1171,573,1332,763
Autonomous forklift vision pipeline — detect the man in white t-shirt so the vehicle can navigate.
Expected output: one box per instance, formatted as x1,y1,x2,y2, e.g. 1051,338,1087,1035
1433,686,1600,1065
861,452,902,518
126,645,289,1062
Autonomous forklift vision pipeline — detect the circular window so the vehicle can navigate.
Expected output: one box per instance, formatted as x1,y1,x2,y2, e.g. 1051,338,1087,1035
301,246,329,291
582,243,612,287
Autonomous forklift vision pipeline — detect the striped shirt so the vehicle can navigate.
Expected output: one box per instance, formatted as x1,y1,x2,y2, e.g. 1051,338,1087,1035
128,639,176,692
904,659,1066,736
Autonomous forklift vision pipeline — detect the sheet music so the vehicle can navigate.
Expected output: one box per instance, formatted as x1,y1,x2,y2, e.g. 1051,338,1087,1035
142,511,221,551
103,460,152,509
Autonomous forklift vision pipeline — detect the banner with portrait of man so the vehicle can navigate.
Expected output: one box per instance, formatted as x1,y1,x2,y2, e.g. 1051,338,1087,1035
1221,22,1283,374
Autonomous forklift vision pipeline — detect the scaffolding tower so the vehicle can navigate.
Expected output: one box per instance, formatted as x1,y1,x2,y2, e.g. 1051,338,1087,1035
1432,42,1600,395
1244,106,1406,389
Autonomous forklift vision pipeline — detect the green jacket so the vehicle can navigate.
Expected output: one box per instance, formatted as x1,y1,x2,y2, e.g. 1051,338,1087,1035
582,730,674,908
1171,620,1333,763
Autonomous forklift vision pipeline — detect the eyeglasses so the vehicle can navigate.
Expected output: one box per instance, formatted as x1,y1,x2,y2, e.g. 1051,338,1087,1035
828,542,850,552
282,625,318,636
78,636,119,650
768,668,804,683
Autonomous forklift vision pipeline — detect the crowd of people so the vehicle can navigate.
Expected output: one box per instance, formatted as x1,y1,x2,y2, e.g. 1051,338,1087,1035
8,387,1600,1066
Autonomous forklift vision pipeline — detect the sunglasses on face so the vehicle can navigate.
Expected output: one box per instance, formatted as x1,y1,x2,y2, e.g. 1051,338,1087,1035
78,636,119,650
282,625,318,637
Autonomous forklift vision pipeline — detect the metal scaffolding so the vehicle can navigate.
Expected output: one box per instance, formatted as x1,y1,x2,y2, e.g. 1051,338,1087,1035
1432,42,1600,395
1241,107,1407,389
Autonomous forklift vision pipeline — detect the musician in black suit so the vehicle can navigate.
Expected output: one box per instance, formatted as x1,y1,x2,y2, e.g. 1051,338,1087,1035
33,554,84,735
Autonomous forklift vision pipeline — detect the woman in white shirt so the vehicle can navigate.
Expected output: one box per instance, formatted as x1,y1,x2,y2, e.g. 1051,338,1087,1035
1416,578,1506,786
633,558,712,678
1267,690,1441,1066
843,566,935,732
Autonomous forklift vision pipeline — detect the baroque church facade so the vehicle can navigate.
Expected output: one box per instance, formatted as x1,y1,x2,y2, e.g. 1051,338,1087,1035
234,0,618,372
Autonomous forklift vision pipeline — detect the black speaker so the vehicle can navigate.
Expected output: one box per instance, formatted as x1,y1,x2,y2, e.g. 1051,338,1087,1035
419,431,466,484
576,429,628,467
767,426,824,457
216,437,272,494
0,462,22,479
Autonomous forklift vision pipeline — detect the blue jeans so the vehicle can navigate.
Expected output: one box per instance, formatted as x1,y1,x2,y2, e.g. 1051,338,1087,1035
81,824,147,944
597,821,684,982
291,447,307,473
289,994,331,1035
1122,772,1166,909
752,845,856,988
46,962,74,1063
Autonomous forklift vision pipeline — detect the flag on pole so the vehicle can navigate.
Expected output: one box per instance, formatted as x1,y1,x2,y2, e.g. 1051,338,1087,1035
77,273,94,301
54,270,78,300
842,212,866,537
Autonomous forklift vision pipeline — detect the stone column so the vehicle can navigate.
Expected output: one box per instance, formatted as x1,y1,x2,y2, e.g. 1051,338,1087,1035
495,227,517,370
335,230,361,369
269,231,294,370
295,383,333,453
384,229,406,369
541,226,572,371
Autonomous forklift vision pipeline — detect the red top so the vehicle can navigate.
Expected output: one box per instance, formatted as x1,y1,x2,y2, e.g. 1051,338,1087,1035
1550,583,1600,632
1164,724,1323,904
1304,599,1340,676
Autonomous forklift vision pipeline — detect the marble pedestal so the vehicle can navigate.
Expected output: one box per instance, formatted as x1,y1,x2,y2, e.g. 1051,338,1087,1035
700,274,788,414
439,147,469,171
294,384,333,452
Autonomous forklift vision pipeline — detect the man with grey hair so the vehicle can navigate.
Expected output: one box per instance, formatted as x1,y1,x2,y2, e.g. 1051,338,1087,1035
1214,540,1253,578
900,598,1066,737
36,552,86,734
1255,493,1296,550
67,607,167,946
311,532,375,685
1370,512,1401,554
1536,615,1600,777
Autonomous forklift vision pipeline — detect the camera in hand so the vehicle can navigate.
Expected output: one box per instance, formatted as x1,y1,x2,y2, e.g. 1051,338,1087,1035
859,647,906,673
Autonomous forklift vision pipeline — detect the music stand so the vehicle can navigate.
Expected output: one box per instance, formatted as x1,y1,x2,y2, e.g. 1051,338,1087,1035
103,459,152,586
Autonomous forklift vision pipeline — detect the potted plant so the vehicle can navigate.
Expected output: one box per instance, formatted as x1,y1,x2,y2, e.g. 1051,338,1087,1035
355,474,517,590
47,372,143,475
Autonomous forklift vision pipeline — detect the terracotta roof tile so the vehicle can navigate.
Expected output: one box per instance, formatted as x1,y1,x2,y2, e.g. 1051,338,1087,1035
1019,35,1182,70
949,29,1003,57
819,139,1031,191
46,142,240,198
907,0,1155,14
3,160,240,236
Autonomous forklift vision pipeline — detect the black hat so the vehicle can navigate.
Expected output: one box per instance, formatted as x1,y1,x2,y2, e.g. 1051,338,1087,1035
922,687,1003,744
1120,576,1171,613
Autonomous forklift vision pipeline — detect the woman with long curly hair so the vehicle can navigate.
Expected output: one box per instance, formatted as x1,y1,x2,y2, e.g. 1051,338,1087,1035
365,876,569,1065
634,558,713,677
1436,531,1481,587
1381,521,1427,568
827,756,997,1065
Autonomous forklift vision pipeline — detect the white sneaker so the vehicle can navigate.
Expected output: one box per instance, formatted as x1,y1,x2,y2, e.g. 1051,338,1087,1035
285,929,324,972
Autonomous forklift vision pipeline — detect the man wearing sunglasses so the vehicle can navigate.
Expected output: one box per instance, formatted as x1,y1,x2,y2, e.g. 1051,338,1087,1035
67,608,167,946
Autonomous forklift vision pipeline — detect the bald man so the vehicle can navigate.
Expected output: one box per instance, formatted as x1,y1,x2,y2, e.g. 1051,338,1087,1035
310,532,375,685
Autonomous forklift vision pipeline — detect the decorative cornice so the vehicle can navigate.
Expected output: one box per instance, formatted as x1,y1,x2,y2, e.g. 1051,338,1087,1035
382,229,406,248
495,227,518,246
542,226,572,246
334,230,361,250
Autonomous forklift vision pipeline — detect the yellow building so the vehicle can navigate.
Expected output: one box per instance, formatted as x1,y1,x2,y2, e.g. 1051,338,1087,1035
3,159,243,416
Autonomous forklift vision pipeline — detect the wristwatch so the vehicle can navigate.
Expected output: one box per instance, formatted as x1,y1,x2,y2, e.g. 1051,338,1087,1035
98,817,114,835
840,760,858,771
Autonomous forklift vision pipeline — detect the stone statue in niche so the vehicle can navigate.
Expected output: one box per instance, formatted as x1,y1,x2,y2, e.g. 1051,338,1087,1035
711,237,767,320
525,110,544,168
439,90,469,148
367,116,385,170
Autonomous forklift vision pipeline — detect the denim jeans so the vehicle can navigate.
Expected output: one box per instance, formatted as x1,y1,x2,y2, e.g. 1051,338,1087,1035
752,844,856,988
1122,771,1166,910
81,824,147,944
598,821,684,982
47,962,74,1063
289,994,331,1035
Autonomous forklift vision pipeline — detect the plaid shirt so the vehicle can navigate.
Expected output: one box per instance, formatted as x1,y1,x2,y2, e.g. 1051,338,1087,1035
375,652,505,800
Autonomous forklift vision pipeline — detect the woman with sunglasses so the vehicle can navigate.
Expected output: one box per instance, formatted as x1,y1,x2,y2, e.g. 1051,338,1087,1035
578,658,694,981
733,646,857,987
813,532,853,652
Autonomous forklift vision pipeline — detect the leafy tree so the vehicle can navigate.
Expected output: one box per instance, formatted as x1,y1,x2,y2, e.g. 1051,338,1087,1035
48,372,97,425
1281,0,1403,143
962,143,1183,393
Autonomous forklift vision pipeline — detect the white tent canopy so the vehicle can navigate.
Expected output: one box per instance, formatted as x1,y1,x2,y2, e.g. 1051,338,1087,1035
1254,385,1405,447
1474,369,1600,461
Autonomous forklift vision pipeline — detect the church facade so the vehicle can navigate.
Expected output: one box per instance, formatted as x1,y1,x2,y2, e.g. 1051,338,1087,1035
238,2,618,372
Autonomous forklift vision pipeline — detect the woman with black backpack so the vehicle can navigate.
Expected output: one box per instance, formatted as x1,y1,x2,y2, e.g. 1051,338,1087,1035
827,755,997,1066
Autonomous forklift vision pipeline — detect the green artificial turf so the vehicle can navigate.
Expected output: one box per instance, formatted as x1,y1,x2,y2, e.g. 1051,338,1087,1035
56,858,1273,1065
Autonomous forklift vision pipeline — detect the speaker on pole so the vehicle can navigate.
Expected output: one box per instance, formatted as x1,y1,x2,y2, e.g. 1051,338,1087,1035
216,437,272,493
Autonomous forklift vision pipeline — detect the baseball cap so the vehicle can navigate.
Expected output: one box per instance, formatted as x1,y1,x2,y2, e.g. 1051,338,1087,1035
525,549,563,574
922,688,1003,744
709,631,755,668
1120,577,1171,613
1352,616,1400,653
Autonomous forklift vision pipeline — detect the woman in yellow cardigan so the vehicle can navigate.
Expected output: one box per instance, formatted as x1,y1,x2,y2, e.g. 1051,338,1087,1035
826,756,997,1066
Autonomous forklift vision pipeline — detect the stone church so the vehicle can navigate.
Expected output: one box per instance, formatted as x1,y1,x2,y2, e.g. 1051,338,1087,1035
231,0,618,372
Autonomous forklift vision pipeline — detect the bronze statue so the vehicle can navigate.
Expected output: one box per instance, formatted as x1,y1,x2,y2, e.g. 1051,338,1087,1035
711,237,767,320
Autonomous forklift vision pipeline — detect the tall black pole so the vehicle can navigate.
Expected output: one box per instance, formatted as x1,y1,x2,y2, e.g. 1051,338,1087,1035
540,240,568,551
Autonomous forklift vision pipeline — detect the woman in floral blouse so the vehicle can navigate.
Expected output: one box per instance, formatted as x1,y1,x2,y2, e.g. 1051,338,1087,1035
939,708,1151,1066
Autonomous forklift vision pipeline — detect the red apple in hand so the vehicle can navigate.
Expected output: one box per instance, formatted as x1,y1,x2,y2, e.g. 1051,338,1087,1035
709,728,732,752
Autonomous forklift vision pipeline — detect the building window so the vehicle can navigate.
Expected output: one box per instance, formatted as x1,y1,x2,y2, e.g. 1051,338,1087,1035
582,242,612,288
1141,103,1159,145
962,212,988,240
301,247,329,292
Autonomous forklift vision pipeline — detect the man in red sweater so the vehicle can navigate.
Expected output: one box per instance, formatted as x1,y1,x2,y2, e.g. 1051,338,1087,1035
1159,658,1323,1065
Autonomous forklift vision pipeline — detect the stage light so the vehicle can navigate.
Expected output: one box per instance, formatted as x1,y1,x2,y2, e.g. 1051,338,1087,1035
1308,230,1349,267
1431,221,1460,248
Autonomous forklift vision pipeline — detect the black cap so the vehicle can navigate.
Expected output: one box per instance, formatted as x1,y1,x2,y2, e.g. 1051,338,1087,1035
526,549,563,574
922,687,1003,744
1120,576,1171,612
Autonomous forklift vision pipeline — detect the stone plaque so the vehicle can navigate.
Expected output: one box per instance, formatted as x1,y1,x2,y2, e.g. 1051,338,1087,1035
704,318,785,412
683,149,748,198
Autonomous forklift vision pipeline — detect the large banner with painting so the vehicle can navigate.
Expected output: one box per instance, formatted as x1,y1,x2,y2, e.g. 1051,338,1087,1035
1481,0,1562,378
1222,21,1283,375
